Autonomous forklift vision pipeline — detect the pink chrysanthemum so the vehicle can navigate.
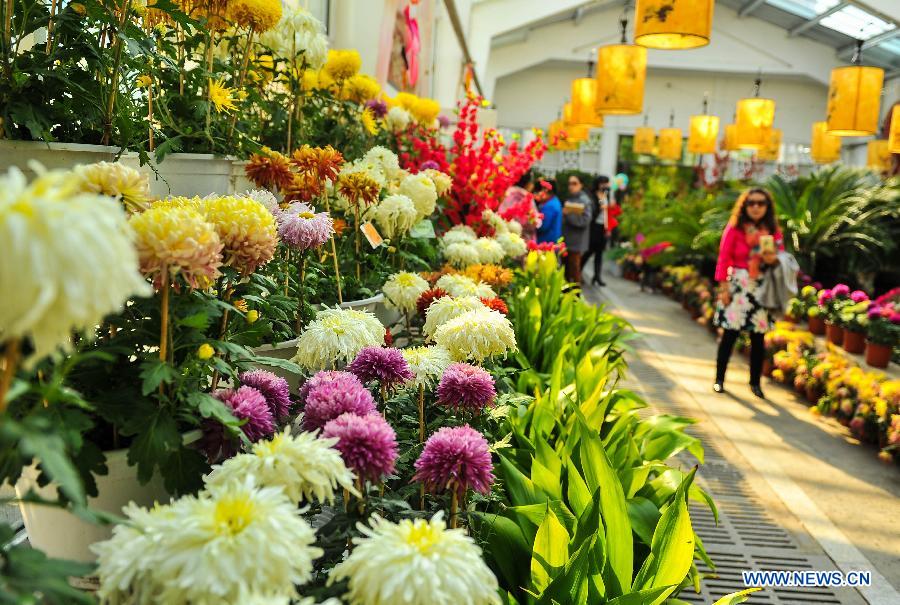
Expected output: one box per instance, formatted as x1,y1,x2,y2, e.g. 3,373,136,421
321,412,398,482
300,371,377,431
436,363,496,413
414,425,494,498
277,202,334,251
346,346,414,387
239,369,293,420
201,385,276,461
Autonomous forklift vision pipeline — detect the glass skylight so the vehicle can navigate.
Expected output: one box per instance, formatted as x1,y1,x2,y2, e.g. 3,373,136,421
765,0,840,20
819,5,895,40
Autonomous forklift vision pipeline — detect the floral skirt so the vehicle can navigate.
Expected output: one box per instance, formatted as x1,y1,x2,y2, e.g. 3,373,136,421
714,269,772,334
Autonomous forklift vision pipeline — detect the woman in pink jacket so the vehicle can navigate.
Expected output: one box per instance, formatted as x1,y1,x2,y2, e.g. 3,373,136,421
713,188,783,398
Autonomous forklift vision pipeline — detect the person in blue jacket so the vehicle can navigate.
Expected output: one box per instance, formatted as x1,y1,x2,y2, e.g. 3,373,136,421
535,178,562,244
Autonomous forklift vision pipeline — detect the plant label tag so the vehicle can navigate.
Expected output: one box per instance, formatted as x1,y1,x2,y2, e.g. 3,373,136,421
360,222,383,248
410,219,436,239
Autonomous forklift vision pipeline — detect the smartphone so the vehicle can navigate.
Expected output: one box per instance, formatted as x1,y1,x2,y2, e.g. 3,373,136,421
759,234,775,253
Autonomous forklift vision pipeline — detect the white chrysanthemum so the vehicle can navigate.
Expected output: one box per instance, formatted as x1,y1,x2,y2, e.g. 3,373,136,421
259,0,328,69
474,237,506,264
495,231,527,258
440,230,477,248
435,274,496,299
402,346,453,389
382,272,429,314
243,188,282,218
362,146,403,182
385,106,411,132
374,194,417,239
341,159,387,189
506,220,523,235
205,429,358,505
94,477,322,605
0,167,151,366
434,307,516,362
423,169,452,196
422,295,486,340
447,224,477,238
442,242,480,268
329,513,500,605
482,209,509,235
293,307,385,370
398,173,437,220
75,161,151,213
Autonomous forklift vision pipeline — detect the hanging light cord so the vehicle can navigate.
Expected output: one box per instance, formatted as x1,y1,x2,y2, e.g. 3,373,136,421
753,74,761,98
851,39,863,65
669,110,675,128
619,2,630,45
702,92,709,114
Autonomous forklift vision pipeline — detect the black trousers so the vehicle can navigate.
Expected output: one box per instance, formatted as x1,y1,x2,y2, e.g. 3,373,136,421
716,329,765,387
581,224,606,280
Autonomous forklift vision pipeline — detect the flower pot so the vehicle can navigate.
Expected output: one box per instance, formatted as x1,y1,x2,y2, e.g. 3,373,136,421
251,338,303,393
119,152,236,198
15,448,167,563
0,140,120,177
808,315,825,335
825,322,843,345
805,385,820,404
865,341,892,369
842,329,865,355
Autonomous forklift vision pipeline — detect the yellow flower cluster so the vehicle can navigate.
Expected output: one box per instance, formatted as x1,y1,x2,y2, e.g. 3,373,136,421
74,161,151,213
227,0,282,32
198,196,278,275
442,264,514,290
323,49,361,82
388,92,441,126
342,73,380,103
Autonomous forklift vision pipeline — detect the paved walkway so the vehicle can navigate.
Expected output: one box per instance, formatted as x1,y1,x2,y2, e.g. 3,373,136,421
584,272,900,605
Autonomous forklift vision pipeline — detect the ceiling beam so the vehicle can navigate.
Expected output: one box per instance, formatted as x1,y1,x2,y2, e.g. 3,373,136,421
836,28,900,56
739,0,767,18
789,2,849,37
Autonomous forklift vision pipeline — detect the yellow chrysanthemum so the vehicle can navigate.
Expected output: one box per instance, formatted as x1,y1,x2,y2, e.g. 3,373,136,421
301,68,320,91
343,73,381,103
209,78,238,113
226,0,282,32
136,75,152,88
392,92,418,111
130,204,223,289
198,196,278,275
410,97,440,126
324,49,361,82
75,161,151,213
361,108,379,135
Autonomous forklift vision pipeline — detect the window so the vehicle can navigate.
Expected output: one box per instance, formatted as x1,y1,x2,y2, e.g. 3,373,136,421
818,5,895,40
765,0,840,20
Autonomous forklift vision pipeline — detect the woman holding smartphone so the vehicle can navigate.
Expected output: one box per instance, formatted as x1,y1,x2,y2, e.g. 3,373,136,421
713,188,783,398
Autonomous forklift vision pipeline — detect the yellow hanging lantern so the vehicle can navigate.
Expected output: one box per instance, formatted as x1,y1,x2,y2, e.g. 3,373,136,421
736,97,775,149
757,128,782,162
826,61,884,136
571,78,604,126
634,0,714,50
867,140,891,172
658,128,683,161
634,126,656,154
595,44,647,115
688,115,719,154
567,124,591,142
810,121,841,164
722,124,739,151
549,120,576,150
888,105,900,154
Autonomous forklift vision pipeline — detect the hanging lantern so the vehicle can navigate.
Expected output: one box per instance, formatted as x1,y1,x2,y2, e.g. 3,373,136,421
826,42,884,136
722,124,739,151
634,126,656,154
810,121,841,164
757,128,782,162
567,124,591,142
634,0,714,50
888,105,900,154
736,95,775,150
595,16,647,115
867,140,891,172
571,78,604,126
688,115,719,154
549,120,577,151
658,128,683,161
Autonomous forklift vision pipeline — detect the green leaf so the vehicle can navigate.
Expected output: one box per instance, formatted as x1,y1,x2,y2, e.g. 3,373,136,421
499,453,547,506
531,504,569,593
126,410,181,484
713,588,763,604
19,430,85,505
566,460,592,513
139,359,179,396
626,496,660,546
470,512,532,591
604,586,677,605
531,458,562,500
537,536,594,605
177,311,211,329
188,391,240,428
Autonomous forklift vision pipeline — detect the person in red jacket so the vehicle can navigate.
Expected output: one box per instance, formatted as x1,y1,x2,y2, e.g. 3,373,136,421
713,188,783,398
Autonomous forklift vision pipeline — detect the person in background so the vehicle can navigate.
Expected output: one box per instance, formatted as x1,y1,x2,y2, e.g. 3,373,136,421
498,171,541,241
581,175,610,286
713,187,783,399
535,178,561,244
561,174,593,283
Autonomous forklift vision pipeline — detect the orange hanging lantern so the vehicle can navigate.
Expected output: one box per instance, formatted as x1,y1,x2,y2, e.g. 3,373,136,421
810,121,841,164
826,42,884,136
658,128,683,161
571,77,604,127
595,15,647,115
567,124,591,142
634,0,714,50
867,140,891,172
757,128,782,162
722,124,739,152
687,98,719,154
888,105,900,154
633,126,655,155
735,84,776,150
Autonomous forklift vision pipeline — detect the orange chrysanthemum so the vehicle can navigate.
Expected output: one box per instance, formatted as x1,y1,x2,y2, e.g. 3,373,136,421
290,145,344,183
479,297,509,315
282,172,324,203
337,171,381,207
332,218,348,237
245,151,294,191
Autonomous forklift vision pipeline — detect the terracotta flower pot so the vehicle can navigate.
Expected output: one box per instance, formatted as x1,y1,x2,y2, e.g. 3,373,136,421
842,329,865,355
805,385,821,404
825,322,844,345
808,315,825,335
865,341,891,369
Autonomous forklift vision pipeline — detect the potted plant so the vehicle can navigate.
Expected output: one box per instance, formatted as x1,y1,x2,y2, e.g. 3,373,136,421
820,285,851,345
839,292,870,355
808,306,826,335
865,298,899,369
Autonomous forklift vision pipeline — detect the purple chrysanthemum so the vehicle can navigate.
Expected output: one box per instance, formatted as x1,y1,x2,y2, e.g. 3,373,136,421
867,304,882,320
414,425,494,498
201,385,276,461
437,115,450,128
301,370,377,431
817,289,833,305
850,290,869,303
832,284,850,297
420,160,440,171
346,346,414,387
277,202,334,251
239,369,293,420
321,412,398,482
436,363,496,414
365,99,388,118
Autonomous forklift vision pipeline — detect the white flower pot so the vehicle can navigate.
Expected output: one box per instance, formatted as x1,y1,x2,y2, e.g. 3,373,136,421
251,338,303,393
0,141,120,177
15,448,167,563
